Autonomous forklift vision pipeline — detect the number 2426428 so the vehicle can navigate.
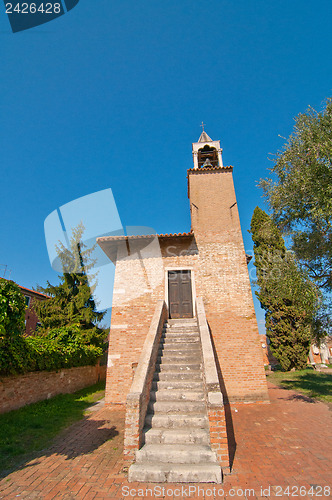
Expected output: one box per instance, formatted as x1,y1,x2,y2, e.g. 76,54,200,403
5,3,62,14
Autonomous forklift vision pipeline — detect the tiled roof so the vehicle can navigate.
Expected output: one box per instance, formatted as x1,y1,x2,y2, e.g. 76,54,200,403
187,165,233,173
157,231,193,238
97,231,193,242
18,285,49,299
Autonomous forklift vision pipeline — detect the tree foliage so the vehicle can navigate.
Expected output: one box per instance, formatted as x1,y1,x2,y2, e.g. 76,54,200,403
250,207,320,371
260,98,332,292
35,223,106,348
0,279,25,337
0,279,30,374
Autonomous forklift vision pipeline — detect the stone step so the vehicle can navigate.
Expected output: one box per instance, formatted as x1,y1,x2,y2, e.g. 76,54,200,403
136,444,217,464
145,413,208,429
166,331,199,335
157,353,201,363
151,380,204,391
166,324,195,328
162,333,200,340
153,370,202,381
162,336,200,343
155,362,201,372
158,348,202,357
158,352,201,360
161,334,200,341
166,329,198,333
167,319,198,325
148,400,206,414
160,337,200,344
143,427,210,445
158,344,201,354
163,326,199,335
128,462,222,483
150,390,205,402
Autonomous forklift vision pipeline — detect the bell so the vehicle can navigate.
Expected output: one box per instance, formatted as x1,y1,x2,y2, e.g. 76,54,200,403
203,158,212,167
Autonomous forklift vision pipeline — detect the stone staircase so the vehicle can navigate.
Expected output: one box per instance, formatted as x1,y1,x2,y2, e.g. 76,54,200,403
128,318,222,483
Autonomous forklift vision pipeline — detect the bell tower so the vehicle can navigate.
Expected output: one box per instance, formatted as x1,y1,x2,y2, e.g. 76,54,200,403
192,126,223,169
187,127,269,403
189,129,241,237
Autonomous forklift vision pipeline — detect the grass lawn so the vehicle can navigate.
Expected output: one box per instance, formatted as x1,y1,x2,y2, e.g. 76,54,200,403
267,368,332,403
0,380,105,475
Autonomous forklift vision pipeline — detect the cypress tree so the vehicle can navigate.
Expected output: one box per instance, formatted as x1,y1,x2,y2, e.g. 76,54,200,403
250,207,319,370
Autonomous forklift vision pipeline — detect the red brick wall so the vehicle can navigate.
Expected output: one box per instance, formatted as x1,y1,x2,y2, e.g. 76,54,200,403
106,295,161,404
0,364,106,414
188,167,240,236
208,406,229,469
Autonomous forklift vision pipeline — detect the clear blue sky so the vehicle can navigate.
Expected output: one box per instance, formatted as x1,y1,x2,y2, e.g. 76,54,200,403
1,0,331,332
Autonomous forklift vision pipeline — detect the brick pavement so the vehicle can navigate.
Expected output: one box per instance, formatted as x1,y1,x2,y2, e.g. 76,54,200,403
0,381,331,499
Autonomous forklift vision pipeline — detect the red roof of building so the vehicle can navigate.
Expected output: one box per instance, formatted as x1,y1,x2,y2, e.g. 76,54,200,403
18,285,49,299
0,278,49,299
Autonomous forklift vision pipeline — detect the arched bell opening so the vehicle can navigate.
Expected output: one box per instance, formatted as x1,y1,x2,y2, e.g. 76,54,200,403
198,145,218,168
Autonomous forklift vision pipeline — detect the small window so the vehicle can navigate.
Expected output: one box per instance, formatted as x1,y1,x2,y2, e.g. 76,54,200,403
25,295,31,307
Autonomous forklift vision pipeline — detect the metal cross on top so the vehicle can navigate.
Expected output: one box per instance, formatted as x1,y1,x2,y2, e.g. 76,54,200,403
200,121,206,131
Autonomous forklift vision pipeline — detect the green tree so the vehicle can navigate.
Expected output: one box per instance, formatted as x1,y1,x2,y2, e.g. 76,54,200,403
250,207,320,371
35,223,106,348
0,279,25,337
260,97,332,292
0,279,32,374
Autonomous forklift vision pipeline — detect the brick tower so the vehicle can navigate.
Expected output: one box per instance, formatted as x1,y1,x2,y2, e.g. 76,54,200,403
187,130,269,403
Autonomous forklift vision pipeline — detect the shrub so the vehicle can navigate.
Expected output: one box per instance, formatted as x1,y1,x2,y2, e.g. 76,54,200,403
0,335,33,375
0,325,102,376
0,280,25,337
25,335,102,372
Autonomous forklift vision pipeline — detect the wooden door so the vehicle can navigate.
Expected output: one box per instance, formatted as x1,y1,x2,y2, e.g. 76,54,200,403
168,270,193,318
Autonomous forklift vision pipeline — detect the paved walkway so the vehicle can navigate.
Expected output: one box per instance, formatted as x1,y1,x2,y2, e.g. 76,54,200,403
0,382,331,499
